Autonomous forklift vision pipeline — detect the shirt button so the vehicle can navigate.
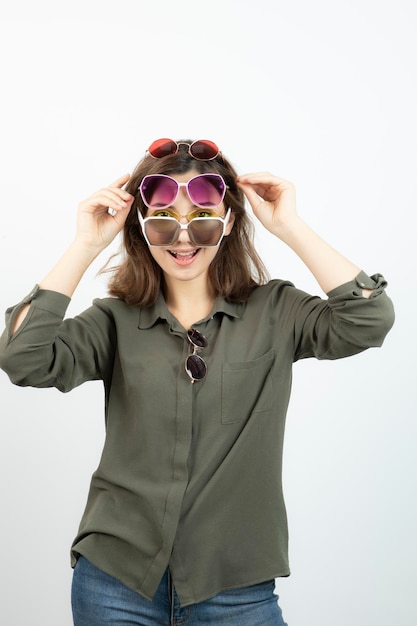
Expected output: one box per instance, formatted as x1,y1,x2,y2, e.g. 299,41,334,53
23,285,40,303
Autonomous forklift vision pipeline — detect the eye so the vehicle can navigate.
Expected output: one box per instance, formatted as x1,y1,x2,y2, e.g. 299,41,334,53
151,210,177,218
190,209,218,219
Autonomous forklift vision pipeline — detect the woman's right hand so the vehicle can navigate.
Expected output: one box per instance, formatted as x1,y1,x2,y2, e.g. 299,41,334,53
75,173,135,251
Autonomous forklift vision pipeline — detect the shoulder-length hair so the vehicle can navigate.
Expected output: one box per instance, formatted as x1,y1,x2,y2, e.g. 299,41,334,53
103,141,269,306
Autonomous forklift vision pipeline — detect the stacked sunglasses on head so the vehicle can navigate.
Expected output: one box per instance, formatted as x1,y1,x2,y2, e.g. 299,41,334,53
138,139,230,248
138,174,230,247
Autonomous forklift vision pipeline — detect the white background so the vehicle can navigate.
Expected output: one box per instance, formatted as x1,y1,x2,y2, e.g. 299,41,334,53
0,1,415,624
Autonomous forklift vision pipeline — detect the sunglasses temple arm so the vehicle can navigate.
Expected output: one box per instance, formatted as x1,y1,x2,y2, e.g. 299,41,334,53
223,207,232,228
137,210,151,245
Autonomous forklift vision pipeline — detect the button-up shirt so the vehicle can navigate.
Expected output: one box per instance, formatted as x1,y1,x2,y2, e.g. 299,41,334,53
0,271,394,606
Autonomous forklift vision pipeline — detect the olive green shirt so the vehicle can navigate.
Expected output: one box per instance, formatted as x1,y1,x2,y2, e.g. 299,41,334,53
0,272,394,606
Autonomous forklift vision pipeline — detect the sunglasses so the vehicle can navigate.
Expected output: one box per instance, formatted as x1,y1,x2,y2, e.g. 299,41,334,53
186,328,208,383
139,173,227,210
148,138,220,161
138,207,231,247
138,173,230,247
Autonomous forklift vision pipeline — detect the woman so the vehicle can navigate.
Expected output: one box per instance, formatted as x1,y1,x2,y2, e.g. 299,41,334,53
0,139,394,625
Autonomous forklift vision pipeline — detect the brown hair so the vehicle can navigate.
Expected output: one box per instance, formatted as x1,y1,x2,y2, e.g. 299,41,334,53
103,141,269,306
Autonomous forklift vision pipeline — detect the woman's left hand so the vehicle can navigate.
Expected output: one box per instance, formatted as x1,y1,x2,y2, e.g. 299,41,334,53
237,172,298,238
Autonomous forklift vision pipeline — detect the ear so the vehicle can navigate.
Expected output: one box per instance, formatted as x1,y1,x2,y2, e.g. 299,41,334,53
224,209,235,236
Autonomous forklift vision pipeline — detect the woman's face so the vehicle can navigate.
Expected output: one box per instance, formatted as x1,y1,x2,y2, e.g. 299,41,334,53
143,170,234,291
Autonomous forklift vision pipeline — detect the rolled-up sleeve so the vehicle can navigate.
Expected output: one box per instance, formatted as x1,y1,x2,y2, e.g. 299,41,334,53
0,286,115,391
288,271,395,361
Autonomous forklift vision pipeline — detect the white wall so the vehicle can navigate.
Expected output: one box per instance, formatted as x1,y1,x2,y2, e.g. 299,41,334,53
0,1,414,624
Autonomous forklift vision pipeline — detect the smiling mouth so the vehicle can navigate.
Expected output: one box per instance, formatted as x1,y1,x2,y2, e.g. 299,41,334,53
168,249,200,258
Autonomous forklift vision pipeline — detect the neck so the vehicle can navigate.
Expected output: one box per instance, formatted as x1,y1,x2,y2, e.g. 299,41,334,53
164,277,216,329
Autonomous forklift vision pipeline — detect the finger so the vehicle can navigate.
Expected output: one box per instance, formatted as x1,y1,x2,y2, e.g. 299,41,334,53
89,185,134,207
107,186,134,205
104,187,135,218
238,174,295,203
108,174,134,204
79,199,124,222
107,194,134,218
237,173,293,197
80,191,124,212
82,176,133,209
236,181,265,212
109,173,131,188
237,172,290,185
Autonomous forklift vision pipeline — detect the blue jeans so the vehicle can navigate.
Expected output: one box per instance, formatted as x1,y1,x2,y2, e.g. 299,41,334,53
71,556,288,625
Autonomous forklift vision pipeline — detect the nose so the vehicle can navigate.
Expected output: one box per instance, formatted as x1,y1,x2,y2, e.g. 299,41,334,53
171,191,194,242
170,188,197,244
174,187,194,216
175,223,193,245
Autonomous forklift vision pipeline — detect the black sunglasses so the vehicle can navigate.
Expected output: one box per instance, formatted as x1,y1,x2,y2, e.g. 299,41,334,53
185,328,208,383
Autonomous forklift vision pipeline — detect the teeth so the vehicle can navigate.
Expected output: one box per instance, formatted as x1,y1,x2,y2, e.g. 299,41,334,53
170,250,197,257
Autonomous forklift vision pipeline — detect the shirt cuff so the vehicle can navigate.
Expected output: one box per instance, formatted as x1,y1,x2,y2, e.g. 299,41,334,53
327,271,388,298
5,285,71,319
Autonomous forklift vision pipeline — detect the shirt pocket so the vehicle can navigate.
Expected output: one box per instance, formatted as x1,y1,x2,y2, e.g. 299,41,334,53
221,349,274,424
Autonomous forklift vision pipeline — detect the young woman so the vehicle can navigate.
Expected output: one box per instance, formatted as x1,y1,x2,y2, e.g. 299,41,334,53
0,139,394,625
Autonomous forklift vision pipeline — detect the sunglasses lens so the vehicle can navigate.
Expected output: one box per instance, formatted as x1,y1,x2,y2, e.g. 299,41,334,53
185,328,208,382
148,138,178,158
148,139,219,161
143,219,179,246
187,328,208,348
189,140,219,160
186,355,207,380
188,219,224,247
140,175,178,208
188,174,225,208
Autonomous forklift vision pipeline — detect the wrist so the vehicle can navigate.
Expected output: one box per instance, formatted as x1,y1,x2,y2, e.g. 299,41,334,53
70,237,106,263
271,214,307,243
38,239,103,298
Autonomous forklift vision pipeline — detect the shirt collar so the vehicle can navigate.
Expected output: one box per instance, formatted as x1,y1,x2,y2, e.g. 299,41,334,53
138,292,243,330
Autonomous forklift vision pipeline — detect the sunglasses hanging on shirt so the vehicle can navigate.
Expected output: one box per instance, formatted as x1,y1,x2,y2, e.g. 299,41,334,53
185,328,208,383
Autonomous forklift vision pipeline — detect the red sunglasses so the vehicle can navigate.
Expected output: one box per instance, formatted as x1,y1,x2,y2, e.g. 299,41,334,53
147,138,220,161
